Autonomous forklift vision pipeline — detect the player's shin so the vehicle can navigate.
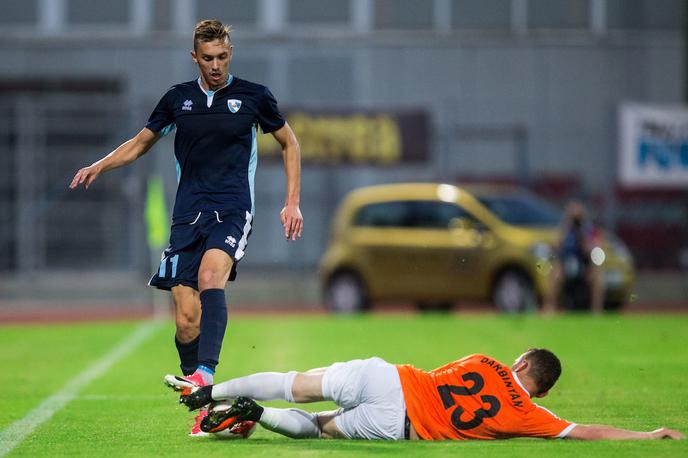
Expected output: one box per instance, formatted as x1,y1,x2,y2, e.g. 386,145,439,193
211,371,298,401
197,288,228,380
258,407,321,439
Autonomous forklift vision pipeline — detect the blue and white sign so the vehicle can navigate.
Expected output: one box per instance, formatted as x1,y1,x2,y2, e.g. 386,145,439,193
619,103,688,187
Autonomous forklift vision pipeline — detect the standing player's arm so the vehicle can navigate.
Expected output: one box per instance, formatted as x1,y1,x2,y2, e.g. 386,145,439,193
69,127,161,189
271,122,303,240
566,424,684,440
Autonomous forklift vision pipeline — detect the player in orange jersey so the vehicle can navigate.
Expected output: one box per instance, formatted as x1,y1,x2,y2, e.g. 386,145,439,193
165,348,684,441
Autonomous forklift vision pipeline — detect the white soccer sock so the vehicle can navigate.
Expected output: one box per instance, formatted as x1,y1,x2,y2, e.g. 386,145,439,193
259,407,321,439
211,371,297,402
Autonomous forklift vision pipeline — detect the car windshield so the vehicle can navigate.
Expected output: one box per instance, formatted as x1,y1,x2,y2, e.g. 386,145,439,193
477,193,561,227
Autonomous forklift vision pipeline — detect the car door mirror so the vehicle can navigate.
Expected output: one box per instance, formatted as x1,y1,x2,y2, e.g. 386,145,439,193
450,217,492,238
449,217,475,231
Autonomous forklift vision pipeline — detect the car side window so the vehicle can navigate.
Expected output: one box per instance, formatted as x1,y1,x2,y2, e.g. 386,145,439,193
354,200,478,229
409,201,475,229
354,201,411,227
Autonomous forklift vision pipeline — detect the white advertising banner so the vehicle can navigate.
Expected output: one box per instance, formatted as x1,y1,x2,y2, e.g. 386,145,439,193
619,103,688,187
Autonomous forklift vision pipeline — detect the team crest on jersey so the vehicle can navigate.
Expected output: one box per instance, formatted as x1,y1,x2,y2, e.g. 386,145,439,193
227,99,242,113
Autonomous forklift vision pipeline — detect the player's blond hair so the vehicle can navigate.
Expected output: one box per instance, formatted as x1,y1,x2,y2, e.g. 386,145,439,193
193,19,231,49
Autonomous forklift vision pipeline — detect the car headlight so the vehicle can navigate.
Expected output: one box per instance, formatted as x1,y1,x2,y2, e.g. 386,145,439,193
590,246,606,266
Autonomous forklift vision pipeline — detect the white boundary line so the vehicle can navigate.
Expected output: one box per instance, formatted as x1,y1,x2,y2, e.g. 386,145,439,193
0,320,161,457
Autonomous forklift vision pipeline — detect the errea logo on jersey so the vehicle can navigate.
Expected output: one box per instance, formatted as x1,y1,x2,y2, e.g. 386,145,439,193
182,100,193,111
225,236,237,248
228,99,242,113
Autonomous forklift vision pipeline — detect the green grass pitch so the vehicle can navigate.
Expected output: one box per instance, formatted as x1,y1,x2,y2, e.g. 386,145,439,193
1,313,686,457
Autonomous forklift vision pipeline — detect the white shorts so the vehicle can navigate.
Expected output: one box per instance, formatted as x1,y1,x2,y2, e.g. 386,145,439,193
321,357,406,440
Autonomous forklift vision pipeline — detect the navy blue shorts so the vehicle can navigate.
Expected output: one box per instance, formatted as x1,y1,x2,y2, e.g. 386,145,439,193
148,210,253,291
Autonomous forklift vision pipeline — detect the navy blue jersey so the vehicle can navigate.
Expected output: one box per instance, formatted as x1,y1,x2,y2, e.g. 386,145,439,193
146,76,285,220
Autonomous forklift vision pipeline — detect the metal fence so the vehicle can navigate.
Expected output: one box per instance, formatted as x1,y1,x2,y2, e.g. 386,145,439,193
0,92,146,274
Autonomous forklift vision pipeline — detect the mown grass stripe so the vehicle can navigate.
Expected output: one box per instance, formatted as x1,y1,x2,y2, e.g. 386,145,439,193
0,320,161,457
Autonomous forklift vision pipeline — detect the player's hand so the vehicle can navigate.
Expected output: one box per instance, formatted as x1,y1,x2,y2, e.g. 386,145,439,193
649,428,685,440
69,164,102,190
279,204,303,241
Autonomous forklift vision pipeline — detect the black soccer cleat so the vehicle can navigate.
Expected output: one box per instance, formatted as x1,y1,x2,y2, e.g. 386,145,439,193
180,385,214,411
200,396,264,433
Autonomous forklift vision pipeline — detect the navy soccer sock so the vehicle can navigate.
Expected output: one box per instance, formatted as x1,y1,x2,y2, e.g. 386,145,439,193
197,288,228,373
175,335,199,376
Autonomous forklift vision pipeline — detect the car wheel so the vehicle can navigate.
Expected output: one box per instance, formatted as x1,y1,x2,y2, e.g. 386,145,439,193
325,272,368,314
492,270,537,313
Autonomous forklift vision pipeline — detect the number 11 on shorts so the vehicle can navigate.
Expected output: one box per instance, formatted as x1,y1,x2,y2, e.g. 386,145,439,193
159,254,179,278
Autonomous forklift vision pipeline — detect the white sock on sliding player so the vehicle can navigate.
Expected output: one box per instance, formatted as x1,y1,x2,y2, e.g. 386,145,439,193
211,371,298,402
259,407,321,439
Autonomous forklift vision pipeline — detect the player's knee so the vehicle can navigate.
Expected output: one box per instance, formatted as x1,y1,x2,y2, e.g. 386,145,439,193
198,267,222,291
317,413,346,439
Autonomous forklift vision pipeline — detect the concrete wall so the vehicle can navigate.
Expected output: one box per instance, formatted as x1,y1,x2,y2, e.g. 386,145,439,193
0,27,683,268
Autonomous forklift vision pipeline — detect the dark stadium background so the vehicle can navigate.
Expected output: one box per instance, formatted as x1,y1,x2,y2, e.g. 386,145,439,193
0,0,686,318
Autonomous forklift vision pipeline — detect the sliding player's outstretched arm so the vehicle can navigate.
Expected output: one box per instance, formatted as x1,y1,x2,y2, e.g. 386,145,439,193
69,127,160,189
567,424,684,440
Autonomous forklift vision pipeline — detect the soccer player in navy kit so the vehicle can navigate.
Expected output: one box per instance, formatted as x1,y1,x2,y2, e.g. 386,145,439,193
69,20,303,436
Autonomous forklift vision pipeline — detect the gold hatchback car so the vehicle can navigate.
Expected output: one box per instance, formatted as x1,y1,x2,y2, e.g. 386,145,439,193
319,183,634,313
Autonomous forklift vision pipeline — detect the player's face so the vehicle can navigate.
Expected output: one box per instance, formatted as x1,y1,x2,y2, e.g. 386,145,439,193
191,38,233,91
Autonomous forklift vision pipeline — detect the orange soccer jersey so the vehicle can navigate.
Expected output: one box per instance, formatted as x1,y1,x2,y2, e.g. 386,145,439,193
397,354,575,440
